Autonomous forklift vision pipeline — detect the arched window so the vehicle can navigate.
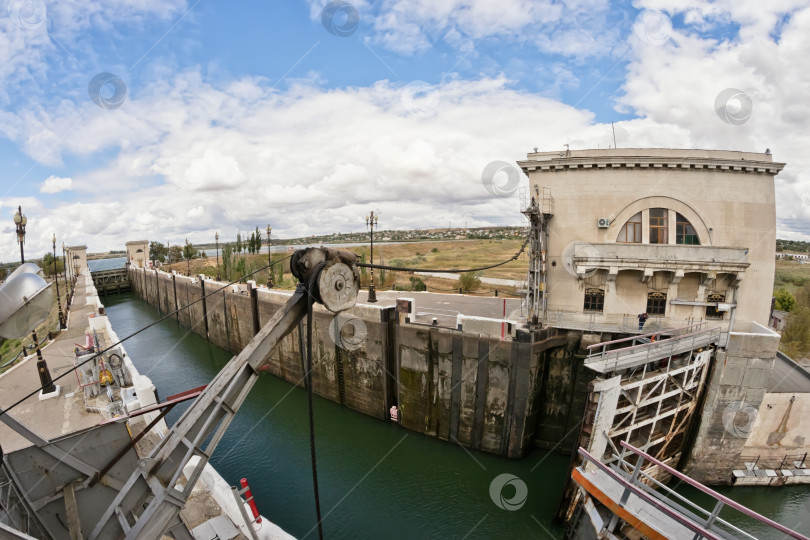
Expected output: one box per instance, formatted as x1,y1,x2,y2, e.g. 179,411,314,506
617,212,642,243
136,248,144,253
649,208,668,244
676,213,700,245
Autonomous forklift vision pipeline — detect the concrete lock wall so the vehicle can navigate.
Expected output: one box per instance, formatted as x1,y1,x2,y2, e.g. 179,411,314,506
127,266,581,457
683,322,781,484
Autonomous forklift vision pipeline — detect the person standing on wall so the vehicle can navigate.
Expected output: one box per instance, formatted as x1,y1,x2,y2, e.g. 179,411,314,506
638,312,649,331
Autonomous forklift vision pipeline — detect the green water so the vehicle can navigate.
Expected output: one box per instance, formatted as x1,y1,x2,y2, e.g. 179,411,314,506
672,483,810,538
103,293,570,539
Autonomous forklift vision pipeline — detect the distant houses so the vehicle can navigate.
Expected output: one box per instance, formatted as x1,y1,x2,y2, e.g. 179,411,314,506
776,252,810,262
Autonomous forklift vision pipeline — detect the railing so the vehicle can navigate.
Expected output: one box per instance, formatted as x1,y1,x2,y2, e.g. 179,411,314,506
585,323,722,372
737,453,808,471
578,441,810,540
543,309,714,334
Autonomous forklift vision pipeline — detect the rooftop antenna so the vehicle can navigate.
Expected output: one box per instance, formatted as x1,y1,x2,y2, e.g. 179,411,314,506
611,122,617,148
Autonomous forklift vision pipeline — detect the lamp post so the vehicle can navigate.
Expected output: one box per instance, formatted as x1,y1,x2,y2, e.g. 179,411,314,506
13,205,27,264
8,213,57,394
52,234,65,330
185,238,191,277
62,242,71,308
215,232,221,281
365,211,378,303
266,225,273,288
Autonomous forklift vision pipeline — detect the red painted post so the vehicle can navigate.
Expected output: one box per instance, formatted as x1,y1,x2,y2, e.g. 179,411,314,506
240,478,261,523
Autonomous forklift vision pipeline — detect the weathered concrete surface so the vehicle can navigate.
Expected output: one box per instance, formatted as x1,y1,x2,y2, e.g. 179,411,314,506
127,266,578,457
0,272,103,453
683,322,780,484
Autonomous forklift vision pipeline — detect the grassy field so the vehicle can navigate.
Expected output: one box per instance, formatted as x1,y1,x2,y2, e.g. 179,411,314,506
774,259,810,294
165,238,528,294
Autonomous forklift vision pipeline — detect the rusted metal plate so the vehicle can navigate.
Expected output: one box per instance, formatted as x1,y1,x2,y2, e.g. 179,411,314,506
396,299,412,313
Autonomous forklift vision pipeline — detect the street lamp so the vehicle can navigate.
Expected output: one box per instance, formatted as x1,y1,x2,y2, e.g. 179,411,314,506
365,211,379,303
215,232,221,281
62,242,72,308
52,234,65,330
266,225,273,288
13,205,27,264
185,238,191,276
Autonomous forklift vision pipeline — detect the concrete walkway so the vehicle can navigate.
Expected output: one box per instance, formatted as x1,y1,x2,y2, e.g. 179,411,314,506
0,272,103,453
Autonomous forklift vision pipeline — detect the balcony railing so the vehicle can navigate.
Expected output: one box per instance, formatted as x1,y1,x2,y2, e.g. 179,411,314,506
543,309,720,335
584,322,722,373
572,242,750,274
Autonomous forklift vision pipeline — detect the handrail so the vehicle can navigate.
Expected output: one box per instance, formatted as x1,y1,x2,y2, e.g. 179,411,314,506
587,326,720,363
586,326,682,349
619,441,810,540
577,446,724,540
628,461,758,540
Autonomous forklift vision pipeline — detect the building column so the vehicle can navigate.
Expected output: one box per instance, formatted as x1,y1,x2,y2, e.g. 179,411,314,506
641,209,650,244
668,209,677,244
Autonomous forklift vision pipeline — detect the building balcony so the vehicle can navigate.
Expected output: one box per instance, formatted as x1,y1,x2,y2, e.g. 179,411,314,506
571,243,750,278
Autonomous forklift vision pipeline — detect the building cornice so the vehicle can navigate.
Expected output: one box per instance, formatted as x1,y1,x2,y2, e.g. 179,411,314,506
518,156,785,176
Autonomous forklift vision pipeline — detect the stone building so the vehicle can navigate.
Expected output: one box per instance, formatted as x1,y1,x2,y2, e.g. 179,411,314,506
65,245,87,280
517,148,784,330
125,240,149,268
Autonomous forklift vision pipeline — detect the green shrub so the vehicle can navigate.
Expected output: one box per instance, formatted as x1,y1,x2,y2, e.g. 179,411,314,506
459,271,481,292
409,276,426,291
774,288,797,312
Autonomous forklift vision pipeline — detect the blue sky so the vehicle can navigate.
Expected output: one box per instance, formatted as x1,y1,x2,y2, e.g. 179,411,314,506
1,0,809,258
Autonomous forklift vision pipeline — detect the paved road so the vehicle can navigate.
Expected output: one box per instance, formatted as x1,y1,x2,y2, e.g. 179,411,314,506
217,279,524,327
356,290,523,326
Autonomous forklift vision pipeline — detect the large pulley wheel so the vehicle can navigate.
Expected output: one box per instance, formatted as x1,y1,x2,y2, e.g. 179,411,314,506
318,259,359,313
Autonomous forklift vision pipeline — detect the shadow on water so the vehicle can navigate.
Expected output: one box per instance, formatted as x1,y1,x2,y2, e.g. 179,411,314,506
103,293,569,540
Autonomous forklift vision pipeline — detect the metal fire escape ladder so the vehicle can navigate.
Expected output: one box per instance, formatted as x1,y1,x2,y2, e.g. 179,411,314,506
89,248,360,540
522,187,552,325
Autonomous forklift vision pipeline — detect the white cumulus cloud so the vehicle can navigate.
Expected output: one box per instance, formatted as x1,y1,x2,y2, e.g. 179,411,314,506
40,175,73,193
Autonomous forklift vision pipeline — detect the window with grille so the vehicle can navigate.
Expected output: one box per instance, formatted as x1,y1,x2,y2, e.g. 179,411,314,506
676,213,700,245
706,293,725,319
584,288,605,312
649,208,668,244
646,291,667,315
617,212,642,243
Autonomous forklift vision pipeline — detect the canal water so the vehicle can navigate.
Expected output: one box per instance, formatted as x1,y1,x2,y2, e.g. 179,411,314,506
103,293,810,539
103,293,570,539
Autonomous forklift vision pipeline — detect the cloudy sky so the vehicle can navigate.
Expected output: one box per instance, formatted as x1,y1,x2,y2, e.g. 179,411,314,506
0,0,808,259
